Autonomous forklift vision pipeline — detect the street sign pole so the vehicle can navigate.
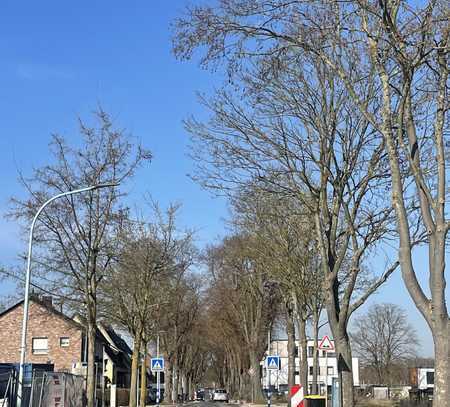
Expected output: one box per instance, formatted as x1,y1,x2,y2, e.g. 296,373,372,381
318,336,334,407
156,335,160,405
267,330,271,407
325,351,328,407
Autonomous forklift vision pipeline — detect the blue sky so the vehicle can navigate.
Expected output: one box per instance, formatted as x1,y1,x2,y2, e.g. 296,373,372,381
0,1,442,356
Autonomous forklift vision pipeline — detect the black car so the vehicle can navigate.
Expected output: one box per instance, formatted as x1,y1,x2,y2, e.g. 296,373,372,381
195,389,205,401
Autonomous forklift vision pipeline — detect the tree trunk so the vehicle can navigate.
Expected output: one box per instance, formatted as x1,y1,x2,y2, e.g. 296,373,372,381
180,371,186,401
250,350,264,403
139,343,147,407
86,297,97,407
165,364,172,404
129,336,141,407
172,361,178,403
188,374,193,401
286,305,296,406
296,317,308,396
335,333,354,407
433,323,450,407
311,315,319,395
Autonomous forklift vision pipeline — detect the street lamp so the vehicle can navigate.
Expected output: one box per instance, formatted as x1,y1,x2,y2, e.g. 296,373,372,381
16,182,119,407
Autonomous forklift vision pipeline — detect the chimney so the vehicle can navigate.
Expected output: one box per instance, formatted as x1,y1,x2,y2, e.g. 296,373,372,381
41,295,53,308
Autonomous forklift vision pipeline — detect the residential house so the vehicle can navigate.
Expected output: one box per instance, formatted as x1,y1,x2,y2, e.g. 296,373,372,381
0,296,131,388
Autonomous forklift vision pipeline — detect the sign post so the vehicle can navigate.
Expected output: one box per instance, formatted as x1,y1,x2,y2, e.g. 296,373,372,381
151,355,165,405
318,336,334,407
156,335,161,405
266,356,280,407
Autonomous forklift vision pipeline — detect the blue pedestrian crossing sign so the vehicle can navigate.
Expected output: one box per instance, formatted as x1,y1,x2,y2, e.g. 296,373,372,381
151,357,164,371
266,355,280,370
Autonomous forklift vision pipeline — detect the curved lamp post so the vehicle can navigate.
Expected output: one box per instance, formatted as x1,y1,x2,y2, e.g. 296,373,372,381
16,182,119,407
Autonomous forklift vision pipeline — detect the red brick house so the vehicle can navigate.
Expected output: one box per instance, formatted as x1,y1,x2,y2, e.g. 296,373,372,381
0,296,131,386
0,297,83,371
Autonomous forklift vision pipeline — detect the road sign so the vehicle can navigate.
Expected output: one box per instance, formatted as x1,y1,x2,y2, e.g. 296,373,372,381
318,335,334,351
151,357,164,371
290,385,304,407
266,355,280,370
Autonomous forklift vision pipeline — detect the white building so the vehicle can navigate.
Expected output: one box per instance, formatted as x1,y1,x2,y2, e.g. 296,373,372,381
262,338,359,395
413,367,434,391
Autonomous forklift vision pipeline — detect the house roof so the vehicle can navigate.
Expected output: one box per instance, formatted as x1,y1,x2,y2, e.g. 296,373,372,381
0,296,84,330
104,345,131,369
103,325,132,355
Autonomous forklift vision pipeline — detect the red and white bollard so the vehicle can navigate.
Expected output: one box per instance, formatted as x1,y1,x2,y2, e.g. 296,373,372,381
290,385,304,407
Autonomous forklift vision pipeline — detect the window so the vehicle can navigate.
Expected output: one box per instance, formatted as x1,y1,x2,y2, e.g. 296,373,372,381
426,371,434,385
309,366,313,375
327,352,336,358
308,346,314,357
32,337,48,354
327,366,334,375
294,346,299,357
60,337,70,347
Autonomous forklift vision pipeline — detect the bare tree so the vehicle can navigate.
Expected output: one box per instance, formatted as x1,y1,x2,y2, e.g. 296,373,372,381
201,273,250,399
351,303,420,385
204,233,278,402
172,6,403,403
8,110,151,407
159,273,202,403
175,1,448,404
232,188,323,397
102,203,194,407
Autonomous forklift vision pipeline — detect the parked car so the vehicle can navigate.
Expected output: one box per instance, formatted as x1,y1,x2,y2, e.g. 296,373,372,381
195,389,205,401
212,389,229,402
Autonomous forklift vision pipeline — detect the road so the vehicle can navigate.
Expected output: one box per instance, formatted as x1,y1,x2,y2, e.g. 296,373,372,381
184,402,239,407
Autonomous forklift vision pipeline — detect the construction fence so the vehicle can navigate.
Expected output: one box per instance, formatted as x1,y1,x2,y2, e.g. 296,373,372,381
0,369,85,407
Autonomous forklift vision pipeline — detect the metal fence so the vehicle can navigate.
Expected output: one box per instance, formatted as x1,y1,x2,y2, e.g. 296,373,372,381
0,368,18,407
29,372,85,407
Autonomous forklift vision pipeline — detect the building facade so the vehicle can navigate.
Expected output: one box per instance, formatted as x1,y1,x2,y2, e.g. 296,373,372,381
262,338,359,395
0,296,131,388
0,297,83,371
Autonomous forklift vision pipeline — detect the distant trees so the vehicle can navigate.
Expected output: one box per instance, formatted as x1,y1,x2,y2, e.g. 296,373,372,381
204,232,279,402
351,303,419,386
159,274,202,403
9,110,151,407
232,188,323,397
102,203,195,407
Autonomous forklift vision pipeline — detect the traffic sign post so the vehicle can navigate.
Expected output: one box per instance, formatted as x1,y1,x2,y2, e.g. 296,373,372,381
266,356,280,370
152,352,165,405
151,358,164,371
318,336,334,352
266,355,280,407
318,336,334,407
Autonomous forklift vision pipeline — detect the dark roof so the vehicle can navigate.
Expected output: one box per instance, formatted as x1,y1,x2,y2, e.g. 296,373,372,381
104,346,130,369
0,297,84,330
103,326,132,355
